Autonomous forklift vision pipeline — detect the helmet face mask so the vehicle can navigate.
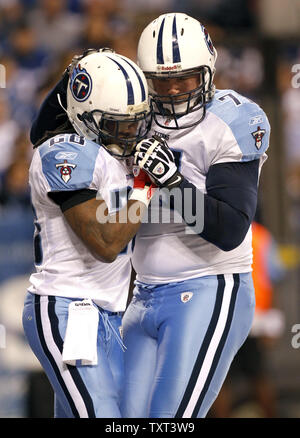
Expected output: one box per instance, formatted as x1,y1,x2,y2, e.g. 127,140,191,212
148,66,213,129
66,51,151,158
137,13,217,129
79,109,152,159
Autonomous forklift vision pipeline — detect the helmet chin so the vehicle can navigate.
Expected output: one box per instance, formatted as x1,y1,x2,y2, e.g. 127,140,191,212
103,142,135,159
105,143,127,158
162,96,198,116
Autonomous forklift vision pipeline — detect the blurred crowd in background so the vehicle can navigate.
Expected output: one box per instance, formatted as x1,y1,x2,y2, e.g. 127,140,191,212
0,0,299,418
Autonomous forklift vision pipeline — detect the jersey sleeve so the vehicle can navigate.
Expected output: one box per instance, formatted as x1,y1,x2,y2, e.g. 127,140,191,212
207,90,270,166
38,134,102,192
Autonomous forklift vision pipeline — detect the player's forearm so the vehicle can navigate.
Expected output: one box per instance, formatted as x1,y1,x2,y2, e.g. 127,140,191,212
64,198,146,263
175,160,259,251
94,199,146,260
174,180,252,251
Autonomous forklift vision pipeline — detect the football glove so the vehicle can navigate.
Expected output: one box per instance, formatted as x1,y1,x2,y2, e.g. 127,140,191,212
134,136,183,189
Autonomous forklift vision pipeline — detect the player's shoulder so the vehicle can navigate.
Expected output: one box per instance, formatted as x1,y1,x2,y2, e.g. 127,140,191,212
36,133,101,191
206,89,270,159
38,133,99,160
207,89,269,128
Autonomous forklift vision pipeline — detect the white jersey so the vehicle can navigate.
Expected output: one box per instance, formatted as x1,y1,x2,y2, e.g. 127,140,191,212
132,89,270,284
28,133,134,312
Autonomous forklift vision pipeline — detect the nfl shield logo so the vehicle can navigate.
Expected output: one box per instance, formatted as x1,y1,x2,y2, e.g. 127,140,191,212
132,165,140,177
153,162,165,176
181,292,193,303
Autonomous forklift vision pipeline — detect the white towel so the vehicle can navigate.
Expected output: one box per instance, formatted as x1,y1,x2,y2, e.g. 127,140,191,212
62,299,99,366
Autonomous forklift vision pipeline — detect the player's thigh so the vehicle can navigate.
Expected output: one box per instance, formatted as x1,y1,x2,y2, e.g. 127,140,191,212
148,277,219,418
195,273,255,418
106,314,125,398
23,293,122,418
23,293,88,417
149,273,255,418
121,297,157,418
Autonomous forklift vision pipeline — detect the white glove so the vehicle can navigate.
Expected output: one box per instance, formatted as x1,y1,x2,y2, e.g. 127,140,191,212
134,136,183,189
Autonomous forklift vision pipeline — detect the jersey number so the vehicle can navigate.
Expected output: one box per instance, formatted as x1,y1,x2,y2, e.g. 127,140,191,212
49,134,86,147
217,93,242,106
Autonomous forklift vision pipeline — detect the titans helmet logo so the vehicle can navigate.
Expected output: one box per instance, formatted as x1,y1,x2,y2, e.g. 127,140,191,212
70,64,92,102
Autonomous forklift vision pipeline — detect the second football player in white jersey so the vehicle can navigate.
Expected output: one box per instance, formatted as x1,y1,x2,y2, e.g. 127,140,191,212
121,13,270,418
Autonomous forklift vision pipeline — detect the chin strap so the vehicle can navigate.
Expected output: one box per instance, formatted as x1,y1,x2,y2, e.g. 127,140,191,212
57,92,68,114
57,93,96,141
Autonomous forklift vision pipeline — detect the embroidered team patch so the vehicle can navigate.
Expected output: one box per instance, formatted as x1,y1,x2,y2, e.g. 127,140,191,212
181,292,193,303
251,126,266,150
56,159,77,183
70,64,92,102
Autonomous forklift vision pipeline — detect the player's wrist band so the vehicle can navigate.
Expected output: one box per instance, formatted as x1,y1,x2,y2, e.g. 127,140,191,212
128,185,156,207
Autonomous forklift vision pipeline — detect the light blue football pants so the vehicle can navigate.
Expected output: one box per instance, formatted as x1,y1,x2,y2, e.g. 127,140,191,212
23,292,124,418
121,273,255,418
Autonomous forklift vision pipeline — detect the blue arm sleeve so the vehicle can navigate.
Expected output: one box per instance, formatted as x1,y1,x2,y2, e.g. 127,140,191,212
177,159,260,251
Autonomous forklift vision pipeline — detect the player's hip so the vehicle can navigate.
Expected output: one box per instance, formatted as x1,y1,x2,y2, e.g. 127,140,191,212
133,272,254,301
125,273,255,332
23,292,124,354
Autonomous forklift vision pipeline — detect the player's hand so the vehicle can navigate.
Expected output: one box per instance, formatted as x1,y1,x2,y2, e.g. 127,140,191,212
134,136,183,189
65,48,115,77
129,168,157,207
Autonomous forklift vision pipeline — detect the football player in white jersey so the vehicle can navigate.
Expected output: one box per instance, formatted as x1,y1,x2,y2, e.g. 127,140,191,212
120,13,271,418
22,49,156,418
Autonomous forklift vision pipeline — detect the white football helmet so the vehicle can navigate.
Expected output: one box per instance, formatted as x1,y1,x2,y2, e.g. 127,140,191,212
137,13,218,129
66,50,151,158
